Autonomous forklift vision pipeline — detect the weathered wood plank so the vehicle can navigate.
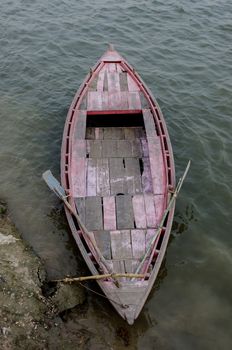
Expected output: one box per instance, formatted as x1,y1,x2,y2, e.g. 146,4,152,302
154,194,165,226
86,158,97,196
103,196,116,231
147,137,165,194
131,259,140,273
131,229,146,259
86,140,102,158
86,127,95,140
74,197,86,225
87,91,102,110
128,92,142,110
103,127,124,140
132,195,147,229
85,196,103,231
110,230,132,259
124,158,142,194
146,229,155,250
108,91,122,110
73,139,86,157
141,157,153,194
74,110,87,140
131,139,142,157
107,63,117,72
72,158,86,197
101,91,109,108
89,76,98,91
107,71,120,92
109,158,125,195
79,95,87,110
144,194,157,228
121,230,132,256
116,64,123,73
119,72,128,91
72,140,86,197
143,109,157,138
121,230,133,273
95,128,104,140
137,128,146,139
97,68,106,92
105,283,148,309
127,74,140,92
139,91,150,108
124,127,145,140
104,260,114,272
124,128,136,140
120,91,129,109
97,158,110,196
103,73,108,91
94,231,111,259
109,229,136,275
141,138,149,157
116,195,134,230
117,140,133,157
110,230,125,273
112,260,125,274
102,140,117,158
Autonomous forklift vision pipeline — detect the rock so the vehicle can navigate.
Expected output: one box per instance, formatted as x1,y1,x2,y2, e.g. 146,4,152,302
0,232,18,245
0,201,7,216
51,282,85,313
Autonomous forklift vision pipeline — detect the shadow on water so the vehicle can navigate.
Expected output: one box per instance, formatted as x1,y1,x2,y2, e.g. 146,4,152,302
171,203,197,237
46,204,88,276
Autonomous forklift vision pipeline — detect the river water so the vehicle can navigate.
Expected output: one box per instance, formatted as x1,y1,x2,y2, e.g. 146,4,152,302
1,0,232,348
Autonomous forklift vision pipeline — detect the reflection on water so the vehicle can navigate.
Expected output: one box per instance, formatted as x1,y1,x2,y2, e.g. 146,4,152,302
47,205,68,231
172,203,197,235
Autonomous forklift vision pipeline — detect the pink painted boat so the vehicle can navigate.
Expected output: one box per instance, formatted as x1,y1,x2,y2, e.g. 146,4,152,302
61,46,175,325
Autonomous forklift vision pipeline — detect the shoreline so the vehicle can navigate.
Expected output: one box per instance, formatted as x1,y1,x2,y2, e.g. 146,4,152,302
0,200,135,349
0,200,91,349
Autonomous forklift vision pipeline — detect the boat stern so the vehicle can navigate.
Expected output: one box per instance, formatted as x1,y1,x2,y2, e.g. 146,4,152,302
100,280,148,325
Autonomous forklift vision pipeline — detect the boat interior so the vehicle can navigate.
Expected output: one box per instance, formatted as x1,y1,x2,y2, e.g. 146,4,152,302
72,108,167,277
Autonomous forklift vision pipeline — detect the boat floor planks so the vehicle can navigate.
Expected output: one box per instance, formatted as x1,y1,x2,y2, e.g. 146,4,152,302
61,45,175,325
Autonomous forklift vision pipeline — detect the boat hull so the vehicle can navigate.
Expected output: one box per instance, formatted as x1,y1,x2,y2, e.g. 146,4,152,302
61,47,175,324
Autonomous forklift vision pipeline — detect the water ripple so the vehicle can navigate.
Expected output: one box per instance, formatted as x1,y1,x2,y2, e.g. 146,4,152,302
0,0,232,347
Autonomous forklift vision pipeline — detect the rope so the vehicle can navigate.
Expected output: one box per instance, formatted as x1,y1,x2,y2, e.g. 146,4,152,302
78,281,129,309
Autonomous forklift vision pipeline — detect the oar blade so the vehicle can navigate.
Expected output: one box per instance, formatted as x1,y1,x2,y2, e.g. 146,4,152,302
42,170,66,199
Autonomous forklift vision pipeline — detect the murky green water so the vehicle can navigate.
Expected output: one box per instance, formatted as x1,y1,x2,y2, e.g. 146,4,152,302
1,0,232,348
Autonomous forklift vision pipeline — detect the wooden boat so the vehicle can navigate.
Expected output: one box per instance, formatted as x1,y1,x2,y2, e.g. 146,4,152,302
61,46,175,325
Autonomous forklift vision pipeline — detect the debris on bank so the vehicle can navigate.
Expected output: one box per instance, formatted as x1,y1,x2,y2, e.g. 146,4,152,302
0,200,90,349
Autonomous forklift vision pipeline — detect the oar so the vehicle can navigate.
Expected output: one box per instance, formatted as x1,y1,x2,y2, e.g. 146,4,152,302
134,160,191,275
42,170,114,274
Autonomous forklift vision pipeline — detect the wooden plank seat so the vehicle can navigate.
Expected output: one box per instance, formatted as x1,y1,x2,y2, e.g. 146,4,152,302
91,229,157,274
73,120,164,275
142,109,165,194
73,121,165,232
86,139,142,158
86,126,145,140
75,194,161,232
87,91,144,111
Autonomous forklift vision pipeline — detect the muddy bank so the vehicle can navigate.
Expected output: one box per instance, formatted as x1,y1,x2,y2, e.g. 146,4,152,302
0,201,141,349
0,201,101,349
